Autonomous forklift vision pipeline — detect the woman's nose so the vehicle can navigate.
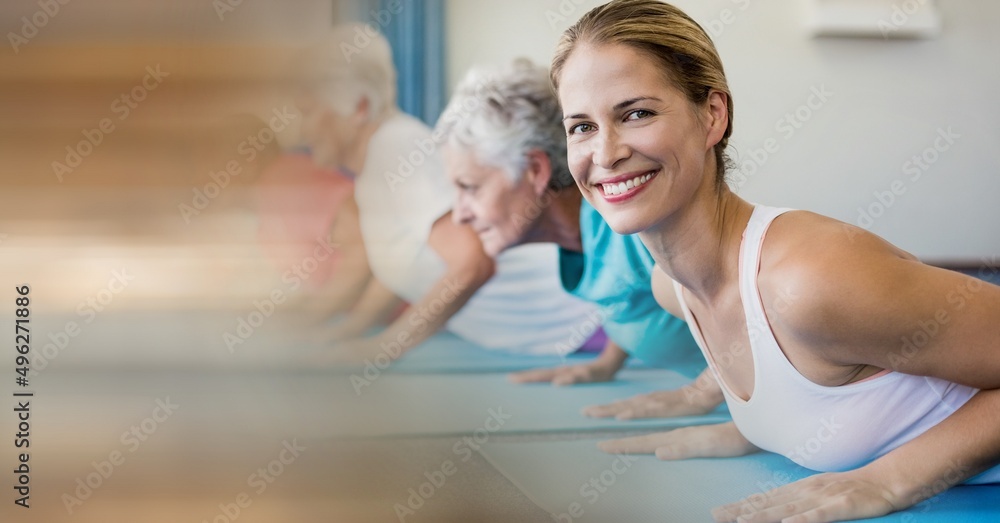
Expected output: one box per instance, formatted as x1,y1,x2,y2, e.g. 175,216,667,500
592,129,629,170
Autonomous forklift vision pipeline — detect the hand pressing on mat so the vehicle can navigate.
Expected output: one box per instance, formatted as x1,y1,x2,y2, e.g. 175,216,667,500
598,425,895,522
509,341,629,386
713,389,1000,523
582,367,724,419
598,421,758,460
710,468,897,523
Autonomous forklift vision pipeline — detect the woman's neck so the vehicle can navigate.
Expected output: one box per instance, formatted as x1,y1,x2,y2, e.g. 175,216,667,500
342,110,393,175
639,184,754,305
521,188,584,252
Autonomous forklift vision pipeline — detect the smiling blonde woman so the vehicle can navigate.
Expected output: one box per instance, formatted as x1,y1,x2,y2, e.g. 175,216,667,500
436,58,708,389
551,1,1000,522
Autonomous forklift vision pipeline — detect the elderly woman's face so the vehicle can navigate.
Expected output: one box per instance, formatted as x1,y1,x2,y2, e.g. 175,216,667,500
295,88,358,169
444,146,540,258
558,43,716,235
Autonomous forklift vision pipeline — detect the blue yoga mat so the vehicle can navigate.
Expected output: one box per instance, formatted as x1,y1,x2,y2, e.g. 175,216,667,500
386,331,660,374
390,332,596,373
479,438,1000,522
36,369,727,441
316,368,727,438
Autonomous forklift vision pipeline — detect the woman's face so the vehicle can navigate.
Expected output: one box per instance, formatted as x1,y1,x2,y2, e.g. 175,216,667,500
444,146,542,257
295,89,359,169
558,42,721,235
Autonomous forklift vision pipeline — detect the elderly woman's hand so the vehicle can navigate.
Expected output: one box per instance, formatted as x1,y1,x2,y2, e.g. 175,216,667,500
508,361,619,386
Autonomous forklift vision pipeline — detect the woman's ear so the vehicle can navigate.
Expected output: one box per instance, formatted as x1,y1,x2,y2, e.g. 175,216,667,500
704,90,729,150
353,96,372,124
523,149,554,196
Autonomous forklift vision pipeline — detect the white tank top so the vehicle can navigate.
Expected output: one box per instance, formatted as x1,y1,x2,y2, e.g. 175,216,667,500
674,205,1000,483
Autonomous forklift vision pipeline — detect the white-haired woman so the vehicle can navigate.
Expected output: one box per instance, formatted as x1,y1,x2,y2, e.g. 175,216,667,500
436,58,714,402
296,25,601,361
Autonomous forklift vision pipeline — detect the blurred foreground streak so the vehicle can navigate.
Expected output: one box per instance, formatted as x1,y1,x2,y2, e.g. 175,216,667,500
0,2,542,521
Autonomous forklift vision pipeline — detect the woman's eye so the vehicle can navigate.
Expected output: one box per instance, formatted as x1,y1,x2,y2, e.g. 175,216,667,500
626,109,653,121
568,123,595,135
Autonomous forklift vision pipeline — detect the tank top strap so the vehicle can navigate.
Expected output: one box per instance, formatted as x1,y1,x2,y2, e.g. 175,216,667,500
739,205,795,364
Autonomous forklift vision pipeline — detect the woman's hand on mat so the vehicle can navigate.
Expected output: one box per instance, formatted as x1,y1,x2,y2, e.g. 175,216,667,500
583,387,719,420
598,421,758,459
711,467,899,523
508,362,618,386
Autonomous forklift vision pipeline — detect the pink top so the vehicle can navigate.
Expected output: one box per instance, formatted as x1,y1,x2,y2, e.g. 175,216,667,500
255,153,353,290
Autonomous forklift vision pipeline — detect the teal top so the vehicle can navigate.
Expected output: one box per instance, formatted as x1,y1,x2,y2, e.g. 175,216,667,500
559,200,705,378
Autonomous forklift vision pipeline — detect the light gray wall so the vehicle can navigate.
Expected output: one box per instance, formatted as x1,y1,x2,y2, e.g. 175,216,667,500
446,0,999,263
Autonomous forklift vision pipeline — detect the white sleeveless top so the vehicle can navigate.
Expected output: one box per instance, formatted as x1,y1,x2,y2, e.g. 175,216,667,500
354,111,599,356
674,205,1000,483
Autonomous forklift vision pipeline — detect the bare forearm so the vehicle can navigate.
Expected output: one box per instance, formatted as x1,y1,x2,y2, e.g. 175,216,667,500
594,341,629,372
870,387,1000,507
341,279,404,336
375,270,485,356
316,252,372,316
679,367,724,411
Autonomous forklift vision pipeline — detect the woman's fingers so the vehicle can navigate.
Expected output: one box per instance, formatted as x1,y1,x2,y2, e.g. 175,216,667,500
507,368,558,384
509,365,596,385
598,423,751,459
582,397,635,418
552,366,590,386
597,431,676,454
712,472,897,523
583,389,707,419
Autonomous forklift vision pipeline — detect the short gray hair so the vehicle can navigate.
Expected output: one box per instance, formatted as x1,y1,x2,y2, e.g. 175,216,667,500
436,58,573,190
304,23,397,118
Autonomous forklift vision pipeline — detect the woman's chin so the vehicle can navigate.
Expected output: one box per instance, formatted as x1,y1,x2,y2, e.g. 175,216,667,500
481,235,508,259
599,212,653,237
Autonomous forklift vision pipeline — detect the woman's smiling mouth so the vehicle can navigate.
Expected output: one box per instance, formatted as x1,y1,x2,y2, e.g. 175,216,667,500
596,169,658,202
